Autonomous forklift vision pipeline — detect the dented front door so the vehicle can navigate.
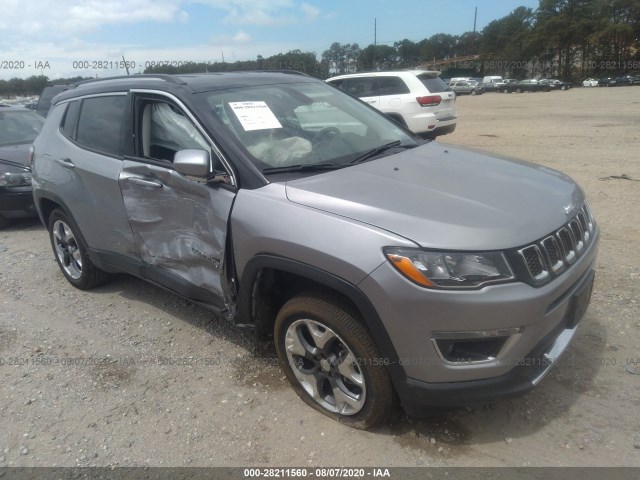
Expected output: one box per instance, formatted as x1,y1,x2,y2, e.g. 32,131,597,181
119,160,235,306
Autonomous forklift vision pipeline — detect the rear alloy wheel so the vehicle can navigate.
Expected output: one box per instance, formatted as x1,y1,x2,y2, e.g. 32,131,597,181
48,208,110,290
275,293,394,429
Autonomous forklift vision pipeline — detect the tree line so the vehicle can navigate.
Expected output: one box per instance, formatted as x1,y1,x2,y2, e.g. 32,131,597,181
146,0,640,81
0,76,88,98
2,0,638,97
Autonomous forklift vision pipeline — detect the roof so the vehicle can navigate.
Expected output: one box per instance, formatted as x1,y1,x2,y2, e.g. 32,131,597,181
54,71,317,103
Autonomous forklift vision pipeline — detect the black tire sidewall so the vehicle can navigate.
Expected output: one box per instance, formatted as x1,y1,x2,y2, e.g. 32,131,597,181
274,294,393,429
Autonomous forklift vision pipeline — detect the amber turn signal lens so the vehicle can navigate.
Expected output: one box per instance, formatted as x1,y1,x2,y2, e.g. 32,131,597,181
387,254,434,287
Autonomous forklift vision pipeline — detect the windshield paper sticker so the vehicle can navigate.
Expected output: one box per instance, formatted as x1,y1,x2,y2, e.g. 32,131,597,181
229,101,283,131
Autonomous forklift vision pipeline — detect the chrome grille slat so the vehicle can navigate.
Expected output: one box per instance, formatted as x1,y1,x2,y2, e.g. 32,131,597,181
541,235,564,273
569,218,584,252
517,204,594,284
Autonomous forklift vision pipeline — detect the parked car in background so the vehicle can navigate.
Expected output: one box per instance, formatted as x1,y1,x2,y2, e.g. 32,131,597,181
598,77,617,87
31,72,598,429
36,85,71,117
539,79,573,90
0,105,45,228
582,78,599,87
615,75,640,86
481,75,506,92
449,80,484,96
327,70,457,138
501,79,551,93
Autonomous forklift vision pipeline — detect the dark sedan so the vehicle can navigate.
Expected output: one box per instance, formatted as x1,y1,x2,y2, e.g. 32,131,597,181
500,79,551,93
539,79,573,90
0,106,44,228
615,75,640,86
598,77,617,87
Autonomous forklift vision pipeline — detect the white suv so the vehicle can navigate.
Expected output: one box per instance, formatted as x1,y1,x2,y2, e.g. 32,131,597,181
326,70,457,138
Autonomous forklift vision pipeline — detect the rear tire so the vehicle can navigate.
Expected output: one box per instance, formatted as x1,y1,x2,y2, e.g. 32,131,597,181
274,292,395,430
47,208,110,290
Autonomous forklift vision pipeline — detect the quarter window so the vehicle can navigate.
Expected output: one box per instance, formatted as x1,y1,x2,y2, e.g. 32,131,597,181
76,96,126,156
61,100,80,139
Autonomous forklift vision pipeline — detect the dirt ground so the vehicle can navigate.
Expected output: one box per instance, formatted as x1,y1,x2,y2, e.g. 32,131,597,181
1,86,639,468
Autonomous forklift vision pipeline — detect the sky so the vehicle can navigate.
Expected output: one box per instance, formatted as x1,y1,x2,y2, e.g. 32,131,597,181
0,0,540,80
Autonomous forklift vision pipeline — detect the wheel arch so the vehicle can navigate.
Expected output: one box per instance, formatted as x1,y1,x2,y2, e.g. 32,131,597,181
35,192,91,252
384,113,407,128
236,254,405,384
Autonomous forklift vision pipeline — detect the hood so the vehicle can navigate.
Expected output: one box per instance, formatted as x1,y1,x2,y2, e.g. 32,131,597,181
0,144,31,171
285,143,584,251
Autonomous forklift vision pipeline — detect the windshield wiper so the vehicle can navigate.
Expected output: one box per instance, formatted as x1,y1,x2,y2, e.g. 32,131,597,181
350,140,412,164
262,162,348,174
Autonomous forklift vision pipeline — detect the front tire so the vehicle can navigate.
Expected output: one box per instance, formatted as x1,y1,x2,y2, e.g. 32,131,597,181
274,292,394,430
48,208,110,290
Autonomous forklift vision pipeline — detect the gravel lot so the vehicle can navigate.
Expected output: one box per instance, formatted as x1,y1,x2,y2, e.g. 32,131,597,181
1,86,639,468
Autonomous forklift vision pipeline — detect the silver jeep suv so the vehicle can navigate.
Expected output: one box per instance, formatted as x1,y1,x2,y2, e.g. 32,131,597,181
31,72,598,429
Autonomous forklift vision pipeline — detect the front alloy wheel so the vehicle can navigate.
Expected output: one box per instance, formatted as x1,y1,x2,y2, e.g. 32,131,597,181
275,293,394,429
284,318,366,415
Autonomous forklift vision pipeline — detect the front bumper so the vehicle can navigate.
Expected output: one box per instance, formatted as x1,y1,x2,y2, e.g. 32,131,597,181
0,186,36,219
358,226,598,411
394,268,594,415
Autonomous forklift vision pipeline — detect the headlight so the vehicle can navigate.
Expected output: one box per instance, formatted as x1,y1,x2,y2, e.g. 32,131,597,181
384,247,515,289
0,172,32,187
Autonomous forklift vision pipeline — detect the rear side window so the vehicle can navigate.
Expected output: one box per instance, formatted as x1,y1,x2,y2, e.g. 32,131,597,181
345,77,376,97
374,77,410,95
76,96,126,156
417,75,451,93
327,79,346,89
61,101,80,139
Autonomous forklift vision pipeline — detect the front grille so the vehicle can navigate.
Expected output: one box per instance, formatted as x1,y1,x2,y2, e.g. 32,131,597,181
517,204,594,284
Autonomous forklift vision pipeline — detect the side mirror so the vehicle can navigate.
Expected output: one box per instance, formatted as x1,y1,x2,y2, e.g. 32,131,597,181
174,149,210,178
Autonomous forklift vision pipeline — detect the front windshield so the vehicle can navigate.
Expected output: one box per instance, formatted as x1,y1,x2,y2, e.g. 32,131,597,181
197,81,418,173
0,110,45,147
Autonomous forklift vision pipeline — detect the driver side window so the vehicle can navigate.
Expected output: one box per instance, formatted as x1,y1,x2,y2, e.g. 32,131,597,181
139,100,208,163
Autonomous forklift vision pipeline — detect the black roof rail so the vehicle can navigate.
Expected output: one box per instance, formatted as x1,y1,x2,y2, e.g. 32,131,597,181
177,70,311,77
72,74,187,88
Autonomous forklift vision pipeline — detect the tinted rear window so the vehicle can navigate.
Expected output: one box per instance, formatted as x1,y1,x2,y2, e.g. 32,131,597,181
374,76,410,96
417,75,450,93
345,77,376,97
76,96,126,156
327,79,346,89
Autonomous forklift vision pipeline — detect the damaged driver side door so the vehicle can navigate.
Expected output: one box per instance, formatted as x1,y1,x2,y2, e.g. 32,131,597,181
119,92,236,312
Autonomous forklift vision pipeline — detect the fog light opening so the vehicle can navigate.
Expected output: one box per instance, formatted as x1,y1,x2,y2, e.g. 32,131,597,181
431,328,522,365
